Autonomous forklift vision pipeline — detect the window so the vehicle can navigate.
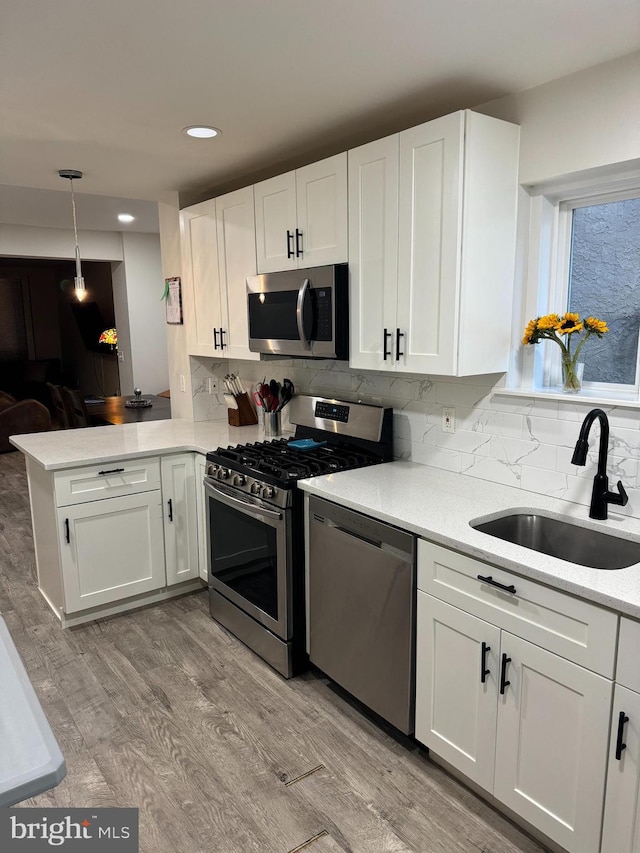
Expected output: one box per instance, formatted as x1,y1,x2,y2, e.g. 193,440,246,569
515,177,640,402
566,195,640,387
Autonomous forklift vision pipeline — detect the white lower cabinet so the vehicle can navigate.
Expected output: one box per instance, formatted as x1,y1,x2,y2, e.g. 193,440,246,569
33,453,203,624
58,491,166,613
416,541,616,853
602,617,640,853
161,453,199,585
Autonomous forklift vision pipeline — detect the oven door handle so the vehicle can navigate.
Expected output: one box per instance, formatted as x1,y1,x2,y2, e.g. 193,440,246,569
204,478,283,521
296,278,311,350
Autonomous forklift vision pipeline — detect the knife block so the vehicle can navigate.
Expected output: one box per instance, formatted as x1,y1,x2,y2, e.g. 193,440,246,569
228,392,258,427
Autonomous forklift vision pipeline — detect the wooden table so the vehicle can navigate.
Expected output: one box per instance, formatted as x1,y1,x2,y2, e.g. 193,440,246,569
88,395,172,426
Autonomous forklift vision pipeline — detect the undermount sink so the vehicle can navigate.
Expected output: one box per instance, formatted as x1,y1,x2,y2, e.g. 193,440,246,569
471,511,640,570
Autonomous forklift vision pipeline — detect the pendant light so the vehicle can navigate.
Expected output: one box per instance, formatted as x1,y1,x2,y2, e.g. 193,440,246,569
58,169,87,302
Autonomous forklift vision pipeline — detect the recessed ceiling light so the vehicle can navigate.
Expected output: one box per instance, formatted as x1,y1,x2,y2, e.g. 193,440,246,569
182,125,221,139
118,213,135,223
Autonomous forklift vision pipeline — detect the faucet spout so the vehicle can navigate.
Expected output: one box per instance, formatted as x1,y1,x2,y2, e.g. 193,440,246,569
571,408,628,519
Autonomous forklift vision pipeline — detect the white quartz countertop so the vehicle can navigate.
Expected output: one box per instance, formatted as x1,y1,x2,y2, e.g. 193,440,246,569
10,418,284,470
298,461,640,620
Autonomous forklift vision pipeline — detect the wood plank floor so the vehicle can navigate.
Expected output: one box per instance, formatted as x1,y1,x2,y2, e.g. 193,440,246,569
0,451,548,853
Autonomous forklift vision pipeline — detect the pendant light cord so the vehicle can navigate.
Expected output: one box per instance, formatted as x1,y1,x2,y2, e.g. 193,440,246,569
69,177,83,281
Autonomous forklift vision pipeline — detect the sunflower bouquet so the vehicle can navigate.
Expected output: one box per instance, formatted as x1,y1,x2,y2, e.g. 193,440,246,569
522,312,609,391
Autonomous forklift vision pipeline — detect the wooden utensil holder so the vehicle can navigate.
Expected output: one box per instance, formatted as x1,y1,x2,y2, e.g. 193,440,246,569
227,392,258,427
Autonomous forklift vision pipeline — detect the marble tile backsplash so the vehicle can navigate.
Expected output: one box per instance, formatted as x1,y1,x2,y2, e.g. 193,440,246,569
189,356,640,520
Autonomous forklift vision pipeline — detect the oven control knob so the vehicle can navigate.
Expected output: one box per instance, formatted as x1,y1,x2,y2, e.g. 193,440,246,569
263,486,276,499
233,474,246,487
218,467,231,480
207,463,218,477
250,482,262,495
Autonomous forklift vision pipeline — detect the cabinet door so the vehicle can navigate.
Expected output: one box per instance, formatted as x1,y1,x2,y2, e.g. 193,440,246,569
396,111,464,374
494,632,612,853
254,171,298,273
295,153,347,269
180,200,223,356
602,684,640,853
348,135,399,371
58,492,166,613
194,454,208,582
161,454,199,586
416,592,500,791
216,186,260,361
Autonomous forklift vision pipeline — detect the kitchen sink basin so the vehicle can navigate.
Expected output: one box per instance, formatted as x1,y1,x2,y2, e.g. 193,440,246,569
471,511,640,570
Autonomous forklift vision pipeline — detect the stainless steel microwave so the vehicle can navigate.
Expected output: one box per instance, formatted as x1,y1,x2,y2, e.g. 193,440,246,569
246,263,348,360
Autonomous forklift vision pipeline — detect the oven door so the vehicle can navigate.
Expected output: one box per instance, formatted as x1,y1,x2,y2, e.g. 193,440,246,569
205,477,292,640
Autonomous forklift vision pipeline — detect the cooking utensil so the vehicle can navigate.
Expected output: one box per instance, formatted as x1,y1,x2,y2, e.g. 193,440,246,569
253,391,265,409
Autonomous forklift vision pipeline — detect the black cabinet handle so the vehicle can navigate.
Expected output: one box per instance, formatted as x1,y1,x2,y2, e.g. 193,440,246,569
477,574,517,595
481,642,491,684
615,710,629,760
64,518,70,544
168,498,173,522
213,328,219,350
396,328,405,361
500,653,511,695
219,328,226,349
286,230,294,259
295,228,303,257
98,468,125,476
383,328,392,361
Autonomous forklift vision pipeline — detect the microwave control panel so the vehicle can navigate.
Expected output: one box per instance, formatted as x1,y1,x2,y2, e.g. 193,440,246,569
315,401,349,423
314,289,332,341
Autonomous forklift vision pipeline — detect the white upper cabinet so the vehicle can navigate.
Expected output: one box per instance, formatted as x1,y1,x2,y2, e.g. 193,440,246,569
180,200,224,357
181,189,258,361
215,186,260,361
254,153,348,273
349,110,520,376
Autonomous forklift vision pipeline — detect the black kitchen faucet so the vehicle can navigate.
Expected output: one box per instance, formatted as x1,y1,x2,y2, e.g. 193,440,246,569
571,408,628,519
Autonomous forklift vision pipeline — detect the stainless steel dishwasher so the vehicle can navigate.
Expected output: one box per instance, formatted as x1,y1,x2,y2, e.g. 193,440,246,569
308,495,416,734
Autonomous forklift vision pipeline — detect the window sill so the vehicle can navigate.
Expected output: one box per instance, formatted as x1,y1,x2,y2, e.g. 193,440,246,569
493,386,640,410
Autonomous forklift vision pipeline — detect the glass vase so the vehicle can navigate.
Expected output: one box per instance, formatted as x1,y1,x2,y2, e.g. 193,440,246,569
562,355,584,393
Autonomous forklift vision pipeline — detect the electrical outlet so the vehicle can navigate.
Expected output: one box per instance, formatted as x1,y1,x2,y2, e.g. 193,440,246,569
208,377,218,394
179,374,186,393
117,350,124,362
442,407,455,433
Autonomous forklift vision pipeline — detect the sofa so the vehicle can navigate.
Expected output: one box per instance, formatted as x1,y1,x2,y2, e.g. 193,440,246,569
0,359,63,412
0,391,52,453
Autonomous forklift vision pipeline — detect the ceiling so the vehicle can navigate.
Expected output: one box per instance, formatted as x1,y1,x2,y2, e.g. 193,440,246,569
1,0,639,230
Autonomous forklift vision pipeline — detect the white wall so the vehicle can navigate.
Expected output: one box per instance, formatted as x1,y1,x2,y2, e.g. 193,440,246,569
478,51,640,185
0,223,123,261
119,232,168,394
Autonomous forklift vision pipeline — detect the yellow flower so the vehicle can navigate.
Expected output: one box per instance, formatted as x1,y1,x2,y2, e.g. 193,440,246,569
537,313,561,331
522,319,537,345
557,313,583,335
584,316,609,335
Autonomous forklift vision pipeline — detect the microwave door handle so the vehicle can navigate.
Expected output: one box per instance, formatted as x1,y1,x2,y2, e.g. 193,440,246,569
296,278,312,350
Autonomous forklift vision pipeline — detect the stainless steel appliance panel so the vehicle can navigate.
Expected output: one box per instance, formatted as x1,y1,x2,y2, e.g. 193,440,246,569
308,496,416,734
205,478,292,640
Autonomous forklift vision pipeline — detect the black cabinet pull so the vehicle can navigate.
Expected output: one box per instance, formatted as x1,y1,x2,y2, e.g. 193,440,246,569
219,328,226,349
395,328,405,361
64,518,70,544
383,328,392,361
477,574,517,595
213,328,219,350
168,499,173,522
500,653,511,695
286,230,294,259
295,228,303,257
481,642,491,683
615,710,629,760
98,468,125,476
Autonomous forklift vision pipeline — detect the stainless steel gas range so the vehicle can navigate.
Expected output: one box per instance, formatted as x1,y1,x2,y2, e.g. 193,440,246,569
203,395,393,677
